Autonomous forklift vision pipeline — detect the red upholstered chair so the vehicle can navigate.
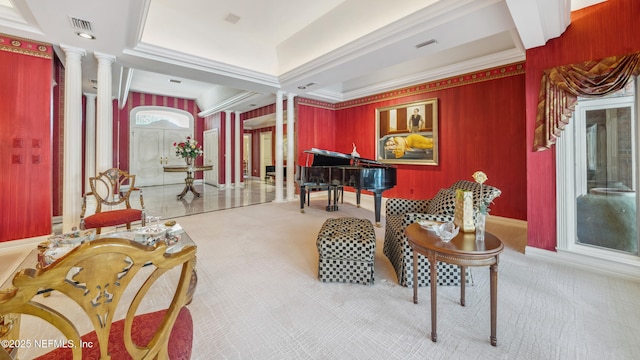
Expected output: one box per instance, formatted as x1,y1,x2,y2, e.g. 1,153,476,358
0,238,196,360
80,168,145,234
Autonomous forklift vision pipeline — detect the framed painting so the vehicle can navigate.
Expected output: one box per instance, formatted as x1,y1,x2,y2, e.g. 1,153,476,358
375,98,438,165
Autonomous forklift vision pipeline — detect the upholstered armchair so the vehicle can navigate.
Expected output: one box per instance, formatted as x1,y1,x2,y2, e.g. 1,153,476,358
80,168,145,234
383,180,501,287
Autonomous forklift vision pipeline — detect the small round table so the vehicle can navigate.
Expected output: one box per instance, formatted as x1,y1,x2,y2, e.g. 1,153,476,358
405,223,504,346
163,164,213,200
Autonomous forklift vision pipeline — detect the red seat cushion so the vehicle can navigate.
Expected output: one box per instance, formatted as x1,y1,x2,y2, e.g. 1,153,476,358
84,209,142,229
35,307,193,360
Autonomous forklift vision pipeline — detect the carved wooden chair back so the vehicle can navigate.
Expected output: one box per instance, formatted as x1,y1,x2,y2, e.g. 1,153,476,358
80,168,145,234
0,238,196,359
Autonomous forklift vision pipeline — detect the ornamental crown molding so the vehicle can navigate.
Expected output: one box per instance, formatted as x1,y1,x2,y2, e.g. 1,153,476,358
298,61,525,110
0,32,52,59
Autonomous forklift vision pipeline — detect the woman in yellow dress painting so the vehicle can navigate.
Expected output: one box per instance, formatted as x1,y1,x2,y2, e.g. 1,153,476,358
384,133,433,158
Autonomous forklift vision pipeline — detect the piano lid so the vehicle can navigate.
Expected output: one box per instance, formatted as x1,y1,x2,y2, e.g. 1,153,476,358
304,148,352,166
303,148,390,167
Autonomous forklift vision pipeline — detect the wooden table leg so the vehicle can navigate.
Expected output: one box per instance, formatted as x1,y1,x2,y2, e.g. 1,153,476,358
490,261,498,346
177,186,189,200
413,250,418,304
460,265,466,307
429,252,438,342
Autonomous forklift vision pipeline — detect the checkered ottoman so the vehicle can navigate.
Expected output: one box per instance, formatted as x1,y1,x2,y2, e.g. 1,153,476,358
316,217,376,285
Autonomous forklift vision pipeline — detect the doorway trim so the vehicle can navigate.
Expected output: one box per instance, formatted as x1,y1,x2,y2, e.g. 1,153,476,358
204,129,219,187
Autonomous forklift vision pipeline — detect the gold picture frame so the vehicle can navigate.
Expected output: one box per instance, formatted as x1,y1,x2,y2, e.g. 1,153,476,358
376,98,438,165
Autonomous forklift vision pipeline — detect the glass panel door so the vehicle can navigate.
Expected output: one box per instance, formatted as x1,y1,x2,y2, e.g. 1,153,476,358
575,98,638,255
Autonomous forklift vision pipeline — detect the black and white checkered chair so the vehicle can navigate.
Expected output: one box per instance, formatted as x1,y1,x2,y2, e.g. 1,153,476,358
383,180,501,287
317,217,376,285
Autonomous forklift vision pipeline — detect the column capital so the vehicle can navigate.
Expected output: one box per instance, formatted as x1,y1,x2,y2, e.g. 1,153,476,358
59,44,86,57
84,92,97,99
94,51,116,63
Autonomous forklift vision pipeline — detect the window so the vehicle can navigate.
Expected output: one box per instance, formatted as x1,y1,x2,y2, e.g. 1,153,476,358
131,106,192,129
557,79,640,264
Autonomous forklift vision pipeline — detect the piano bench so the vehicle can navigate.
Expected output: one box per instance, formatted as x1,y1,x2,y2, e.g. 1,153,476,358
316,217,376,285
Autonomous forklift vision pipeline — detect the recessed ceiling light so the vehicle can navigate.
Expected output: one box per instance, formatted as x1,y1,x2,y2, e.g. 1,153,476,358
76,32,95,40
298,86,306,90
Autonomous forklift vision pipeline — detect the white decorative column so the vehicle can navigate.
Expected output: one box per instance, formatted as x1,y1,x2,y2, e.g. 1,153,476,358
94,52,115,173
84,93,97,191
274,91,285,202
224,110,232,189
60,45,85,233
286,93,296,201
235,111,242,187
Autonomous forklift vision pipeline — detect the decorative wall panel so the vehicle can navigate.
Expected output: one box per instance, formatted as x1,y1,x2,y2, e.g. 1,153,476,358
0,35,53,241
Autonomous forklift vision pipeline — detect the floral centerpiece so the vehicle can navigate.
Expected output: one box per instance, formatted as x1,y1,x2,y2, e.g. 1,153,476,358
174,136,203,159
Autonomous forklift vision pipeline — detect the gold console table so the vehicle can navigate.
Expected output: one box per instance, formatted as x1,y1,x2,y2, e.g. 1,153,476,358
163,164,213,200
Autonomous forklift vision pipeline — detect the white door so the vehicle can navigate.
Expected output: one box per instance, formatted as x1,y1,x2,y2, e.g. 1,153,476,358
204,129,219,186
243,134,251,179
131,128,164,184
260,131,272,180
131,128,190,186
129,106,195,187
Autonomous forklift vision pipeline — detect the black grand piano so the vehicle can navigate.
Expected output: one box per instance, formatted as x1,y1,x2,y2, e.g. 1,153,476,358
296,148,397,226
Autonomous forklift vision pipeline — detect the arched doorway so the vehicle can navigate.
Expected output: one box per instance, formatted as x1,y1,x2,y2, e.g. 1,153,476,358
129,106,194,186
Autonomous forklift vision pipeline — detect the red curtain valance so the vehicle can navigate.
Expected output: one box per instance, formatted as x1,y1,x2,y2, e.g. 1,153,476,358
533,51,640,151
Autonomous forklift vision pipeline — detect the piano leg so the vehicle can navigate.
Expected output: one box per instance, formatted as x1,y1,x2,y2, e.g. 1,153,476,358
326,185,339,211
300,186,306,213
373,191,383,227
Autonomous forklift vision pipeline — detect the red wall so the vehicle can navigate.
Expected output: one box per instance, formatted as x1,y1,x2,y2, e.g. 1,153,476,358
52,56,64,217
297,69,527,220
525,0,640,250
296,105,338,165
0,35,53,242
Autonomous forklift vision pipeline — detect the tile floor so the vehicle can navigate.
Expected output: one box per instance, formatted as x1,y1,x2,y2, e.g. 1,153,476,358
137,178,277,220
49,178,277,235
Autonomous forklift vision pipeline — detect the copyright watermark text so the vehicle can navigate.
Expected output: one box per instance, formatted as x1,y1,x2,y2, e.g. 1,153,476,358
1,339,94,349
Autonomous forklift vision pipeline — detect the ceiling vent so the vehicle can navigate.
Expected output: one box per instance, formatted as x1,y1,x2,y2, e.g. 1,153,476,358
169,79,182,84
69,17,93,32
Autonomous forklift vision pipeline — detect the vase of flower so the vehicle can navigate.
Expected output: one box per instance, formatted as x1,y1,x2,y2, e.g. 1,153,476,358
472,170,490,242
475,212,486,242
174,136,203,164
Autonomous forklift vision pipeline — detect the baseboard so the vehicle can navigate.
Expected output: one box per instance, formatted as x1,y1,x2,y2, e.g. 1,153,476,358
526,246,640,282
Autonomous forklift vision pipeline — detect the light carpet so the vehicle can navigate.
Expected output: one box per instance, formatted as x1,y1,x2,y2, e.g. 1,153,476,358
173,197,639,360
